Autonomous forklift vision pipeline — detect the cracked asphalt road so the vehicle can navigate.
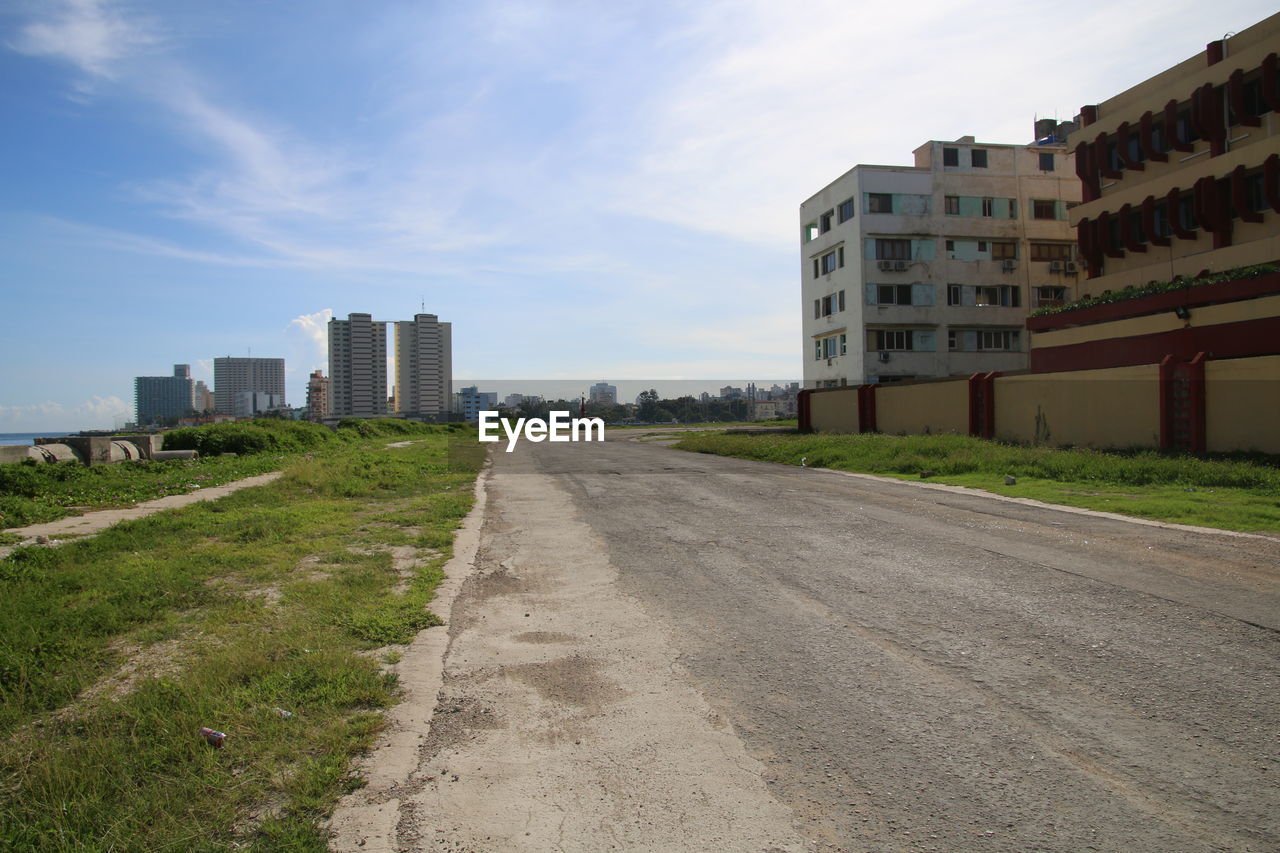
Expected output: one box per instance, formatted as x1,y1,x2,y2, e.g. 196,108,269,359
334,434,1280,853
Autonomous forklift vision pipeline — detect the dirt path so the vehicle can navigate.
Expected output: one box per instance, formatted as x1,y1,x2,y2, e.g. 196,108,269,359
0,472,283,558
327,452,808,852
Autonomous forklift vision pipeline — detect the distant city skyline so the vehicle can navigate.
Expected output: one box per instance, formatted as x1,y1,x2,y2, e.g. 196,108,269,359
2,1,1275,430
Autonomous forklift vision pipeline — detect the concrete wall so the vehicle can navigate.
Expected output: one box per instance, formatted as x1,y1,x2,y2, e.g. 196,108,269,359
809,387,859,433
994,365,1161,449
1206,355,1280,453
876,379,969,435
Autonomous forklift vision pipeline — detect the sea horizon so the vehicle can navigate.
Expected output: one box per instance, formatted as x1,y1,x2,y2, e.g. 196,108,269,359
0,432,75,447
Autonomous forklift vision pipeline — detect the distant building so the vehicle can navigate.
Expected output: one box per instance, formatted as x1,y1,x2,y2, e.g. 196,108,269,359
305,370,330,422
328,313,388,418
503,393,543,409
229,391,284,418
214,357,285,416
134,364,195,425
588,382,618,405
394,314,452,419
193,380,214,413
454,386,497,422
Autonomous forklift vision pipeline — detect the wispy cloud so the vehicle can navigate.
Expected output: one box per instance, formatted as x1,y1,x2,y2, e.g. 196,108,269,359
0,395,130,430
8,0,158,81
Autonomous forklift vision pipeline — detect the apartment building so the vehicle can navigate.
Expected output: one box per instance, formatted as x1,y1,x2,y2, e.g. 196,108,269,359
1068,13,1280,290
213,357,286,416
305,370,329,421
393,314,452,419
328,313,388,418
134,364,195,425
800,126,1080,388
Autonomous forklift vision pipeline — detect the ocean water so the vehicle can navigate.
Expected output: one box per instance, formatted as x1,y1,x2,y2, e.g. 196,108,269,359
0,432,73,446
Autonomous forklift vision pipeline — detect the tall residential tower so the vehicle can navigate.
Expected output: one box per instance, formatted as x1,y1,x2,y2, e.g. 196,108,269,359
394,314,452,419
328,313,388,418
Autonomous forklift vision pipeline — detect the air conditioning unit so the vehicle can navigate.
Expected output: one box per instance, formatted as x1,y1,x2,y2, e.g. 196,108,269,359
893,260,909,271
1065,261,1079,273
1001,259,1017,272
1049,260,1063,272
878,351,891,363
877,260,894,271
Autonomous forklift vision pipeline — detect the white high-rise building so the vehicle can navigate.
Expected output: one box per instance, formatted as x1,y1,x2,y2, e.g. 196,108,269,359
394,314,452,419
800,124,1080,389
328,313,388,418
588,382,617,405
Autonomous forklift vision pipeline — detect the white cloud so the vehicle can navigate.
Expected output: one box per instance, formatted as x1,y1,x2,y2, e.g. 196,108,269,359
286,309,333,375
0,395,130,431
8,0,157,80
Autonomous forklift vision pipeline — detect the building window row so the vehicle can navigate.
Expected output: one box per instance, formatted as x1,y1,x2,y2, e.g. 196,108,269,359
1075,53,1280,201
865,283,935,306
943,195,1017,218
942,147,988,168
802,197,857,243
811,245,846,278
865,192,932,215
946,284,1021,307
949,329,1021,352
1076,157,1280,274
814,333,848,360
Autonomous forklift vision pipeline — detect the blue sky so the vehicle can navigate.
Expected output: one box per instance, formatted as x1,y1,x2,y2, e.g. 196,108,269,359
1,0,1275,430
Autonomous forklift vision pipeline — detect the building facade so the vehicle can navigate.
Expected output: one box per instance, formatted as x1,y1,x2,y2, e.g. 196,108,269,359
800,127,1080,389
454,386,497,422
134,364,195,425
328,313,388,418
588,382,617,405
305,370,330,421
393,314,452,419
213,357,286,416
1067,13,1280,292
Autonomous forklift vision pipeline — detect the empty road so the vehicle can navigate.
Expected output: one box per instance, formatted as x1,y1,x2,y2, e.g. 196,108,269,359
335,433,1280,853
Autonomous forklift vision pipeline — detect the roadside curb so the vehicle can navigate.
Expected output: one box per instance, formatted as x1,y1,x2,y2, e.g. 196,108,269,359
326,460,492,852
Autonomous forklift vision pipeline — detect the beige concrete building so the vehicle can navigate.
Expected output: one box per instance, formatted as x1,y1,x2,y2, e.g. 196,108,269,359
1068,12,1280,291
800,126,1080,389
305,370,329,421
328,313,388,418
393,314,452,420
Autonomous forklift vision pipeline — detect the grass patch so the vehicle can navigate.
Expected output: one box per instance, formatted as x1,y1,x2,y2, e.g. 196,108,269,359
673,431,1280,533
0,429,480,851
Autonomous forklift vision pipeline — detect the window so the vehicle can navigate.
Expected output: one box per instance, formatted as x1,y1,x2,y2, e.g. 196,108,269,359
944,196,959,215
949,285,1020,307
875,238,911,260
1029,242,1074,261
817,334,846,359
1177,194,1198,231
1036,286,1067,305
837,198,855,223
819,248,843,275
943,147,959,167
947,284,962,306
820,210,834,233
981,197,995,217
980,330,1019,351
876,330,912,351
948,329,1020,351
1032,199,1058,220
817,290,846,317
868,193,893,213
977,241,988,252
1038,152,1055,171
803,222,818,243
945,239,956,252
990,241,1017,260
876,284,915,306
970,149,988,168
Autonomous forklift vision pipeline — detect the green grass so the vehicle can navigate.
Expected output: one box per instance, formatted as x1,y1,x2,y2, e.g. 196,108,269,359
0,418,469,530
0,428,482,851
673,431,1280,533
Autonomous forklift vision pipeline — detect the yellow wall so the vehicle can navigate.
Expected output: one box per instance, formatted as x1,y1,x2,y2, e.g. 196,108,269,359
1206,355,1280,453
877,380,969,435
1032,294,1280,348
809,387,859,433
994,365,1161,448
